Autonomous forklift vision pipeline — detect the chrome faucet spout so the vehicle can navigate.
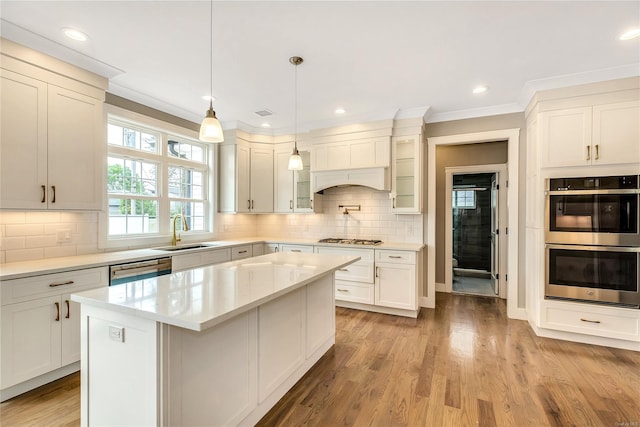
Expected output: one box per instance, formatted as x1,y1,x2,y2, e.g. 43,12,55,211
171,213,189,246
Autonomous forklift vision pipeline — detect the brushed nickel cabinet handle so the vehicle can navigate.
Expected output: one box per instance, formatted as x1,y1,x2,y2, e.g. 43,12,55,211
290,200,293,210
291,249,302,252
586,145,591,161
238,250,248,254
49,280,74,287
311,199,314,209
393,197,396,208
337,289,349,292
389,255,402,259
247,200,251,210
65,300,70,319
580,318,601,324
54,302,60,321
338,268,349,272
41,185,46,203
51,185,56,203
251,200,254,209
375,266,380,278
595,144,599,160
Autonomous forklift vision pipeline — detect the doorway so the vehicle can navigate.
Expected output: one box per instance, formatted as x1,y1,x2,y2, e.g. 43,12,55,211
444,164,507,298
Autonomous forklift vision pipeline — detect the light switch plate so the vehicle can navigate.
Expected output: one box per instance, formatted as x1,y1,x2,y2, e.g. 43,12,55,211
109,326,124,342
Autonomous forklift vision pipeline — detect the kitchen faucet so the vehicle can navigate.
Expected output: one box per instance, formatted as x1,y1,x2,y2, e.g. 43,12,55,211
171,213,189,246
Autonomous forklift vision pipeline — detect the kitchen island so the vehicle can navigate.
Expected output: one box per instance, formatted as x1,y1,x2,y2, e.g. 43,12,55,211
71,252,359,427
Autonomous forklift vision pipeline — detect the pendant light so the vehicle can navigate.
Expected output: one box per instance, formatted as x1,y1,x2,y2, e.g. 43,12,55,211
199,0,224,143
287,56,304,170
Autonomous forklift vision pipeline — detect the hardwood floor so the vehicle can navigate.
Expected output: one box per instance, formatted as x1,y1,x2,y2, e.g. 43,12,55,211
2,293,639,426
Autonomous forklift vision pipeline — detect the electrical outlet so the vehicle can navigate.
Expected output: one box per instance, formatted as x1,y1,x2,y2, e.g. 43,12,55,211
109,326,124,343
56,229,72,243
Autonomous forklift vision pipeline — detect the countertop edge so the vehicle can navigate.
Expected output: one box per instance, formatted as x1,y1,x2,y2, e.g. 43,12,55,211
71,254,360,331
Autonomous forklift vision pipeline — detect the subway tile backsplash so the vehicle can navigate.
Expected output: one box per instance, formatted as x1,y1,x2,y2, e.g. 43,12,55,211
0,187,422,264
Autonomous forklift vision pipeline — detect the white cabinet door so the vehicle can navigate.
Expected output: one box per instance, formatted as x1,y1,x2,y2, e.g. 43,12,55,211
47,85,103,210
60,293,81,366
539,107,592,168
249,146,274,213
237,144,251,213
0,69,48,209
274,147,294,213
391,135,422,213
592,100,640,166
1,296,62,388
375,262,416,310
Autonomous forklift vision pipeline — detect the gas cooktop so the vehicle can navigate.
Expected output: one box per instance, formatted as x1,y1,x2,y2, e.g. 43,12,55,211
318,238,383,246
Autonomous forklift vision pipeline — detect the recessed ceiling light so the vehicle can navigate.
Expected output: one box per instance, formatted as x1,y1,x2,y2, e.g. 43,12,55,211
620,28,640,40
261,123,271,128
472,85,488,94
335,108,346,114
62,28,88,42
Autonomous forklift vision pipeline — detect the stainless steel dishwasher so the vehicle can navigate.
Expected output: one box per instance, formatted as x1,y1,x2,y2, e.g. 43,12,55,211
109,258,173,286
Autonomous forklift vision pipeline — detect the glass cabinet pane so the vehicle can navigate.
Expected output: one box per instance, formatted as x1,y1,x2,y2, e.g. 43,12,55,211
295,151,312,210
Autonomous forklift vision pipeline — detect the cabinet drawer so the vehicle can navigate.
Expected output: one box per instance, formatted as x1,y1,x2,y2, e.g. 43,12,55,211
335,263,374,284
279,244,314,253
1,267,108,305
231,245,252,260
375,250,415,264
202,248,232,265
315,247,374,261
542,304,640,342
335,281,374,304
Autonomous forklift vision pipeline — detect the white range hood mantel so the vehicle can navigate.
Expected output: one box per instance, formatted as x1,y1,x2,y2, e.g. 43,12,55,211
311,167,390,193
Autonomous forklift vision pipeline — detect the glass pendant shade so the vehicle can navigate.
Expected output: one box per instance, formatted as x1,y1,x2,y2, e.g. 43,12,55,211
199,102,224,143
288,146,304,170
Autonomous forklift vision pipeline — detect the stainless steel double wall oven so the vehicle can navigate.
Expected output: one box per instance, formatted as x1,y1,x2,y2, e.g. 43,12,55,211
545,175,640,308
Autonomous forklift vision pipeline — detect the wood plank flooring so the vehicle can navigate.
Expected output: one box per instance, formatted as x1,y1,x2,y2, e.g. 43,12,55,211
2,292,640,426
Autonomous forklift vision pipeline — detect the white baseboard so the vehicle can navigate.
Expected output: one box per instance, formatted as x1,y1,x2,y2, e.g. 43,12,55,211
435,282,447,293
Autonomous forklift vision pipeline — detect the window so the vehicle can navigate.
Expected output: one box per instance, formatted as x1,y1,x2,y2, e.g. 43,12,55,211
453,190,476,209
105,112,211,246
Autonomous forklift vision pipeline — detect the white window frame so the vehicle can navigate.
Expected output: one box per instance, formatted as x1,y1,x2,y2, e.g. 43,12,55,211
99,105,215,249
453,189,476,209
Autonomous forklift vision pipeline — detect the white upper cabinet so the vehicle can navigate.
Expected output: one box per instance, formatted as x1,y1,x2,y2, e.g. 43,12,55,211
592,100,640,166
311,136,390,172
391,135,423,213
274,146,321,213
0,69,104,210
539,100,639,168
219,141,274,213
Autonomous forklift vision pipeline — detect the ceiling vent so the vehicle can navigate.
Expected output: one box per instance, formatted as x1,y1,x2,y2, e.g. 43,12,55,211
254,109,273,117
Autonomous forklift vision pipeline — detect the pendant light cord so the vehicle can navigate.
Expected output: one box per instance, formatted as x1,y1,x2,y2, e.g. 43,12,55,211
209,0,213,108
294,61,298,150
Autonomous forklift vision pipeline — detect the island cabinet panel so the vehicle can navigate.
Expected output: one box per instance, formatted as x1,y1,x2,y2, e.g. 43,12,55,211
84,309,159,427
258,288,305,402
305,275,335,357
166,311,258,427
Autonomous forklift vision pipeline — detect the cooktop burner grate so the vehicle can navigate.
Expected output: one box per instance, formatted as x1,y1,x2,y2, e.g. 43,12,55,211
318,238,383,245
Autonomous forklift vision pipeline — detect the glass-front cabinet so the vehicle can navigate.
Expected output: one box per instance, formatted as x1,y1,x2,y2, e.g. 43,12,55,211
391,135,423,213
274,146,321,213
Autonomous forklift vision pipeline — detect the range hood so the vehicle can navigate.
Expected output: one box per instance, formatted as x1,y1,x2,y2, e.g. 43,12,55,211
311,167,390,193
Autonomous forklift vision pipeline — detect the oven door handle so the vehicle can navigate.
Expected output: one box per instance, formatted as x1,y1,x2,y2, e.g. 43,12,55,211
547,189,640,196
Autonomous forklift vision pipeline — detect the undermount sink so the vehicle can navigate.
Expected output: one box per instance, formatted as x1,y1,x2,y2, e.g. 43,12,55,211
154,244,212,252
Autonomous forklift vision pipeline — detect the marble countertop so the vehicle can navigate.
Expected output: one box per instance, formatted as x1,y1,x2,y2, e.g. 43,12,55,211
71,252,359,332
0,237,423,280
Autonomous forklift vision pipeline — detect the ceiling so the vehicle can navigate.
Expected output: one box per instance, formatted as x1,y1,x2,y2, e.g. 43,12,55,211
1,1,639,134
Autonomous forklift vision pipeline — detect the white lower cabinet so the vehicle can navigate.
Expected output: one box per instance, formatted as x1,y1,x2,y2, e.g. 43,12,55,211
375,250,418,312
540,300,640,342
171,248,232,272
0,267,108,394
279,244,314,254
